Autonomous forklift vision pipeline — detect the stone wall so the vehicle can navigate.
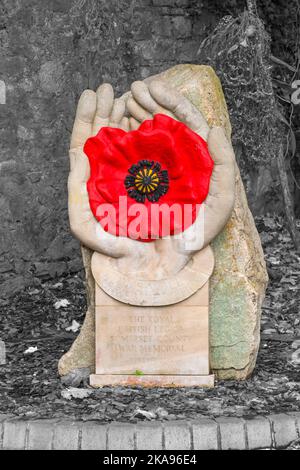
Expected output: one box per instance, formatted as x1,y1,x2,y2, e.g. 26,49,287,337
1,0,223,301
3,0,283,303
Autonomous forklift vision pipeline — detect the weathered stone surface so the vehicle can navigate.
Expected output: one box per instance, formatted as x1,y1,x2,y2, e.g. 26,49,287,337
192,419,218,450
268,413,298,448
107,423,134,450
27,420,56,450
81,422,107,450
60,367,91,387
164,421,191,450
91,245,214,306
90,275,213,386
58,246,95,376
246,417,272,450
59,64,268,380
52,421,80,450
3,419,27,450
90,374,215,388
217,417,246,450
136,423,163,450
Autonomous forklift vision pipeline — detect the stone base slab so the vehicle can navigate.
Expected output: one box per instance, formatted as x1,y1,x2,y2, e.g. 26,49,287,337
90,374,215,388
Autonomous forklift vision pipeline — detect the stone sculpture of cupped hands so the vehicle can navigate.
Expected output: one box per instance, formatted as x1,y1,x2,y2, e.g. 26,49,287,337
68,79,236,285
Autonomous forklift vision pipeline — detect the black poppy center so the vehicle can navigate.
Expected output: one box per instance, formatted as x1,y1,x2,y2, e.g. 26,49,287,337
124,159,169,203
143,176,152,185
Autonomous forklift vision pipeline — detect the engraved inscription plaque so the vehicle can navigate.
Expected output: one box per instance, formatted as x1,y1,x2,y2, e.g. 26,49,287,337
90,281,214,387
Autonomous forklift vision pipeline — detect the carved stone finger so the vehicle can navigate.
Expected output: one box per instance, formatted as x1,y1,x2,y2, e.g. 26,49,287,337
131,81,159,113
119,116,130,131
129,117,140,130
70,89,96,150
175,127,235,254
109,98,126,127
149,80,209,140
201,127,236,244
92,83,114,135
127,96,152,122
131,81,175,119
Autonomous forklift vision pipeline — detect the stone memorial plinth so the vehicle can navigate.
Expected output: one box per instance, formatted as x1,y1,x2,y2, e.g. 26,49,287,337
90,247,215,387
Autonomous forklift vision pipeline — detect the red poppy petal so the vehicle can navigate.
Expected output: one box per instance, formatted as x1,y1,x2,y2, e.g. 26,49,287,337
84,128,128,169
85,114,214,242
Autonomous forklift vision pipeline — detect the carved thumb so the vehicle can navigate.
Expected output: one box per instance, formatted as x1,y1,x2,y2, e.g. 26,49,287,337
202,126,236,246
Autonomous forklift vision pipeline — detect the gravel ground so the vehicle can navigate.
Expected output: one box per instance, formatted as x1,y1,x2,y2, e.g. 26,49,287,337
0,216,299,422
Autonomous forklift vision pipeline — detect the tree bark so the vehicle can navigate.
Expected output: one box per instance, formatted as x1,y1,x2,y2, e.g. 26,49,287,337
277,145,300,251
246,0,258,16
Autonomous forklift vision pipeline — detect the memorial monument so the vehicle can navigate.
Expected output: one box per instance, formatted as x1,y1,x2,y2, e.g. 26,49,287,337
59,65,268,385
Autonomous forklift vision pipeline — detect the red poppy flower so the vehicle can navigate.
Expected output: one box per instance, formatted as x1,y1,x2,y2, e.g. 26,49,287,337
84,113,214,242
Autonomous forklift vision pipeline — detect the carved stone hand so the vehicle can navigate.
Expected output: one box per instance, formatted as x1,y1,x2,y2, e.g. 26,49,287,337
126,79,236,255
68,80,236,305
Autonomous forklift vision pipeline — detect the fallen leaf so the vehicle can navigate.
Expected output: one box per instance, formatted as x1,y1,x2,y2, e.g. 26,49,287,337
54,299,70,309
28,289,40,295
61,387,94,400
24,346,38,354
155,407,169,419
262,328,277,335
132,408,156,420
291,340,300,350
65,320,80,333
291,349,300,365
